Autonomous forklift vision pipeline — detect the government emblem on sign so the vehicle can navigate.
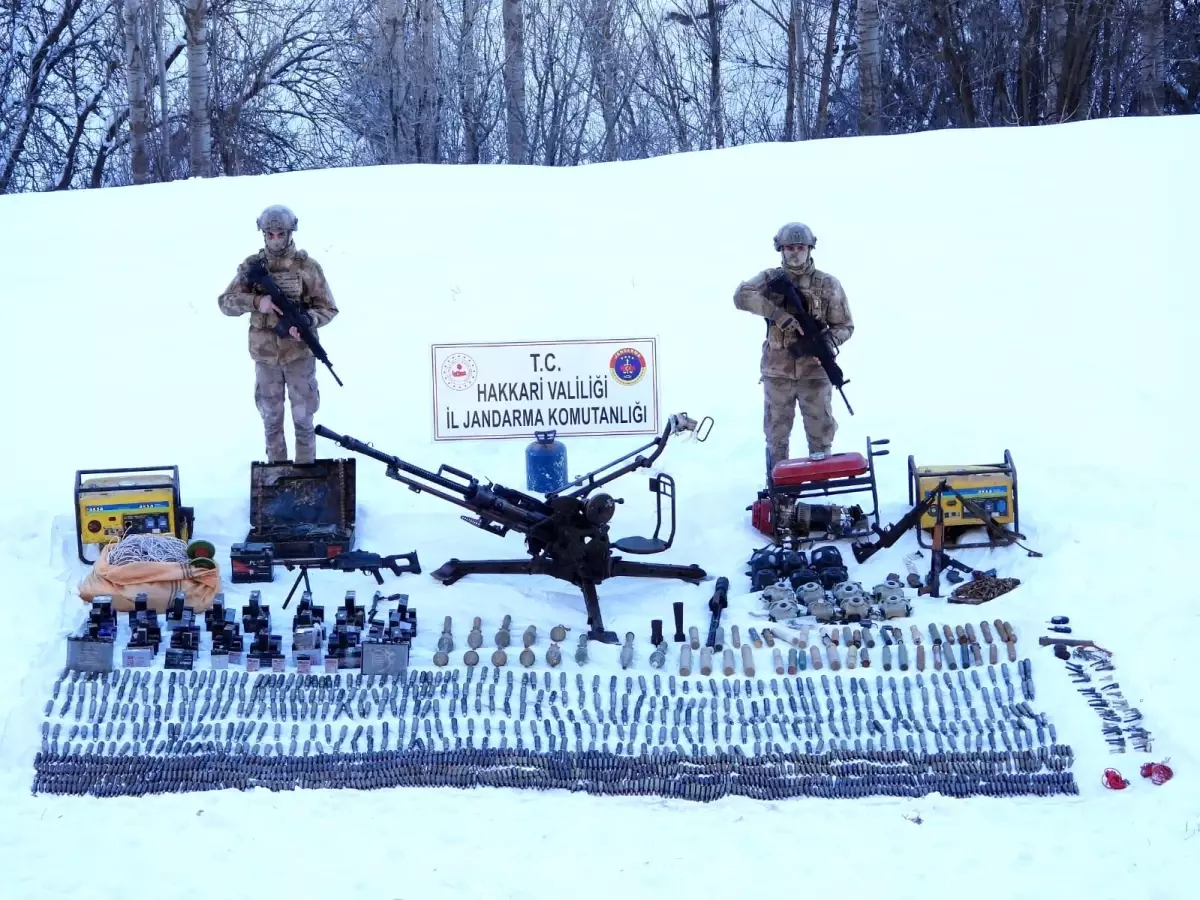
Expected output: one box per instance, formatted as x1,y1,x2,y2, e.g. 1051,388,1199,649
441,353,478,390
609,348,646,386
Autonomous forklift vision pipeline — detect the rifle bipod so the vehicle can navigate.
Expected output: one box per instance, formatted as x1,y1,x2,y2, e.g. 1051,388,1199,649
430,556,707,644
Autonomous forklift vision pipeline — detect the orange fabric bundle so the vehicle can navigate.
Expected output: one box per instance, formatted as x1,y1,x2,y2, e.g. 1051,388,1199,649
78,542,222,612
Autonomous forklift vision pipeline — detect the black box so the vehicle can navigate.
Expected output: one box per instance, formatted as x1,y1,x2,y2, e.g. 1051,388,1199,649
243,459,356,561
230,542,274,583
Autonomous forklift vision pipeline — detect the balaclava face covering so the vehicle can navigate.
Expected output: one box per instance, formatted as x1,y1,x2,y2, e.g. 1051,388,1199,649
781,244,810,269
264,229,292,257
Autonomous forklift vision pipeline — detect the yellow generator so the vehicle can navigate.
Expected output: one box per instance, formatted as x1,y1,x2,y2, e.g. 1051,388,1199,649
74,466,194,563
907,451,1019,549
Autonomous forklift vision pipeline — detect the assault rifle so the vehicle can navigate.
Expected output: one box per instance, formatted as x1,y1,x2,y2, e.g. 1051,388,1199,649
315,413,714,643
246,259,343,386
280,550,421,609
766,274,852,414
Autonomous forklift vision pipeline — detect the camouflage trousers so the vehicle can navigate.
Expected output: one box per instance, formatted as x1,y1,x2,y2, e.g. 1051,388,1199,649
254,357,320,464
762,374,836,475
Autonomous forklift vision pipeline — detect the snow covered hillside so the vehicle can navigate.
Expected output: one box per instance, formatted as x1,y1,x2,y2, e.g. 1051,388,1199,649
1,115,1198,898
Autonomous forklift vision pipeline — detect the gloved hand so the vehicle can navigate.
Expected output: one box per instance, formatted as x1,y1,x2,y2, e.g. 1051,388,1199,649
774,311,803,336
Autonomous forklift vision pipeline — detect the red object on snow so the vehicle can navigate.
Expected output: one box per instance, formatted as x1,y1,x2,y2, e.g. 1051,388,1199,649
750,497,774,535
1140,761,1174,785
771,452,869,487
1103,768,1130,790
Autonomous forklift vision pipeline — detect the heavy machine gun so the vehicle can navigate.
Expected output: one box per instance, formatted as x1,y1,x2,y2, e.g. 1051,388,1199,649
315,413,714,643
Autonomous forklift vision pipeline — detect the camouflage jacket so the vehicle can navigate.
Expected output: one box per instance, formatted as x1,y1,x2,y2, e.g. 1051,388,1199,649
733,258,853,380
217,245,338,366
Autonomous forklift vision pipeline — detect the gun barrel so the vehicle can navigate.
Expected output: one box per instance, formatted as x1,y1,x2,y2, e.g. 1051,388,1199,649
315,426,550,531
315,426,465,491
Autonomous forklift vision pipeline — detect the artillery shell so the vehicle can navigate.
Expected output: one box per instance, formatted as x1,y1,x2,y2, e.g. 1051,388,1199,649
689,627,700,650
679,646,692,677
731,625,742,649
763,629,776,648
723,649,736,677
809,645,822,670
741,645,756,677
491,649,508,667
772,648,784,675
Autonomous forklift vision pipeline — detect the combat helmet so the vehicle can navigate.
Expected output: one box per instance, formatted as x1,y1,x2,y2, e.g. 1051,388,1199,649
773,222,816,251
256,205,299,233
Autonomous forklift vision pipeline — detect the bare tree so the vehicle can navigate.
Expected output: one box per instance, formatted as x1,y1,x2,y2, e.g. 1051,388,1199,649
815,0,841,135
503,0,529,161
857,0,880,133
1137,0,1164,113
181,0,212,175
123,0,151,184
665,0,736,149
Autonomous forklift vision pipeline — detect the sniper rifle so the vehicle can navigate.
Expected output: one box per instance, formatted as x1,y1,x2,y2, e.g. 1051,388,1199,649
766,274,853,414
315,413,713,643
246,259,343,386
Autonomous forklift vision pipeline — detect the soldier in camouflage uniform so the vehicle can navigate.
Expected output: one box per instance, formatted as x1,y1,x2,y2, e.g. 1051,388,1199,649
218,205,338,464
734,222,854,482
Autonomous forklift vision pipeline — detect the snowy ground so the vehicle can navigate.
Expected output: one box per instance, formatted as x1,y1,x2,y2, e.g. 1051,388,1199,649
1,116,1198,897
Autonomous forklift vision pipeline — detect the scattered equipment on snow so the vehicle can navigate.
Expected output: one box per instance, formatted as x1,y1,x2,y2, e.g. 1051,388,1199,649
316,413,713,644
750,437,889,544
908,452,1020,549
74,466,194,564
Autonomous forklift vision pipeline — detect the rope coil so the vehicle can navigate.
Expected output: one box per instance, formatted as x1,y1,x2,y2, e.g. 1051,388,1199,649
107,534,190,566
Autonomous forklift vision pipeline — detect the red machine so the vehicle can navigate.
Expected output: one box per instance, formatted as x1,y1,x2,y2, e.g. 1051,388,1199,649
750,437,890,544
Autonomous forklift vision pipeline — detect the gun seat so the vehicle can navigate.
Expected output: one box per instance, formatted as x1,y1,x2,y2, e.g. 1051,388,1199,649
613,536,668,555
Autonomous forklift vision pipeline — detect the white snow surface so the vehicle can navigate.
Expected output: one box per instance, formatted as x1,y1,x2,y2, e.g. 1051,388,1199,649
2,117,1199,897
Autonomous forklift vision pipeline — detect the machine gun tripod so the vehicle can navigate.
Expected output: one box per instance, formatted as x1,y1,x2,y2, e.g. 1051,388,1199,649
315,414,713,643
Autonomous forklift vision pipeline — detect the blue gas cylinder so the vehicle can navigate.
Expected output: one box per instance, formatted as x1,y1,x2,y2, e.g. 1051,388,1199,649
526,430,568,493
